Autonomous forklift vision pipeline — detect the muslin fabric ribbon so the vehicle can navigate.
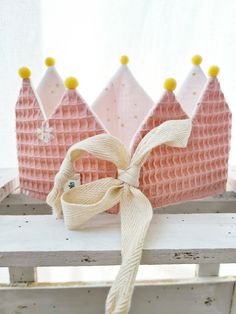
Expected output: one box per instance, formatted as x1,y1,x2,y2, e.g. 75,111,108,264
47,119,192,314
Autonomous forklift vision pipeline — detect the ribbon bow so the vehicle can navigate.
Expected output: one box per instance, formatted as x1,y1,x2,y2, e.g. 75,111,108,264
47,119,192,314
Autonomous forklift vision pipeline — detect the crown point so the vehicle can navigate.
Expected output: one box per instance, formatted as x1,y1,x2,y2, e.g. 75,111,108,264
18,67,31,79
65,77,79,89
191,55,202,65
120,55,129,65
45,57,55,67
164,78,177,91
208,65,220,77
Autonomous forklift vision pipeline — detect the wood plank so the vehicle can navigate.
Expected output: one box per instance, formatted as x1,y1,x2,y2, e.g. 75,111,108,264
160,192,236,214
229,281,236,314
0,168,18,202
9,267,37,283
0,193,51,215
0,279,234,314
1,191,236,215
196,263,220,277
1,213,236,267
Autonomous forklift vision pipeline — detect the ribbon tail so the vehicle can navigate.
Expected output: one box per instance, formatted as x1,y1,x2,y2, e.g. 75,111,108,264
106,185,153,314
61,178,123,230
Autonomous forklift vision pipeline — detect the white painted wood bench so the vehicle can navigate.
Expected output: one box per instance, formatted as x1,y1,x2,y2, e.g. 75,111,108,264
1,168,236,313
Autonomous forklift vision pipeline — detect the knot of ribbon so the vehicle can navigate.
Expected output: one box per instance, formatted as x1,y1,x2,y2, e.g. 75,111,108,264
47,119,192,314
118,165,140,188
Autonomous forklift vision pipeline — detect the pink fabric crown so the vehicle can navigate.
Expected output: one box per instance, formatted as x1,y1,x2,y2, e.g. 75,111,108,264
15,57,232,212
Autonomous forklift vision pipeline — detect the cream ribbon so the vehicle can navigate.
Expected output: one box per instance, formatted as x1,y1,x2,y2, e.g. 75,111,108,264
47,119,192,314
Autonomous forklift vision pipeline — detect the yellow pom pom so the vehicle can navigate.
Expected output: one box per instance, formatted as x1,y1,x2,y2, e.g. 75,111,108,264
208,65,220,77
191,55,202,65
64,77,79,89
164,78,177,91
45,57,55,67
120,55,129,65
18,67,31,79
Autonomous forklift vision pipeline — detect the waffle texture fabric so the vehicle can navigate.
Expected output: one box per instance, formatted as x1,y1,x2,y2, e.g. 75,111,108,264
16,76,231,209
132,77,231,208
16,79,116,200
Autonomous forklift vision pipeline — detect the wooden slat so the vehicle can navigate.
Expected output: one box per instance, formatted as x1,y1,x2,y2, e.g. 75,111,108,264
0,193,51,215
0,168,18,202
196,263,220,277
1,191,235,215
0,279,234,314
229,281,236,314
160,192,236,214
9,267,37,283
1,213,236,267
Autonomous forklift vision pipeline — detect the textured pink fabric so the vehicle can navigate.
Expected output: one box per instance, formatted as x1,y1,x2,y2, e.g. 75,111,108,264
131,77,232,208
16,79,117,201
16,77,231,212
